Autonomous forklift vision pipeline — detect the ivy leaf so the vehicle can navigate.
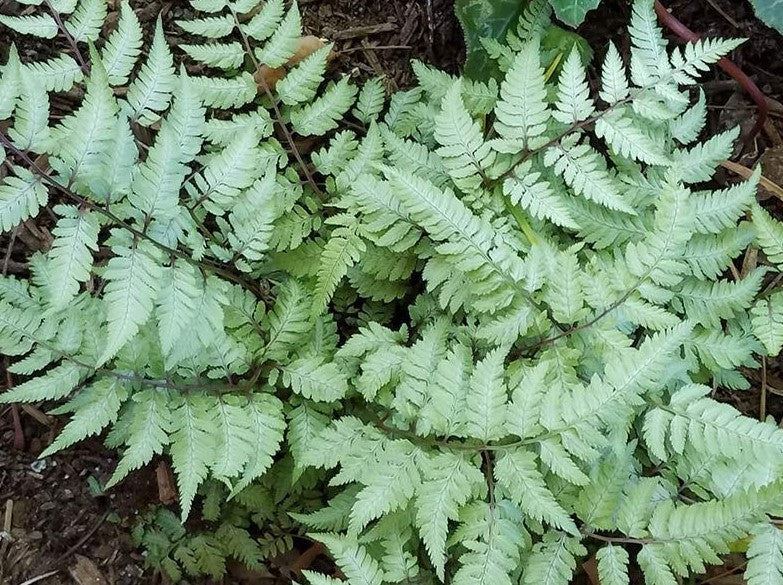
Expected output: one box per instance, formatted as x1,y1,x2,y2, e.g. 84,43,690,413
749,0,783,34
454,0,525,80
549,0,601,27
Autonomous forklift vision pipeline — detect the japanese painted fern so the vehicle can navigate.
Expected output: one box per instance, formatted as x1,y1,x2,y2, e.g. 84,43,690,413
2,0,783,584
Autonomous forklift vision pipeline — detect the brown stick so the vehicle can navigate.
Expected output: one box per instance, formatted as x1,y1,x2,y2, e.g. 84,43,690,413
653,0,768,144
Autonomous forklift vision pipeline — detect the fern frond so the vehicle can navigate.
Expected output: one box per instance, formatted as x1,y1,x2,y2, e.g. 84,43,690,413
646,384,783,463
670,89,706,144
0,167,48,233
751,291,783,355
40,378,128,457
46,205,99,311
156,262,202,356
261,279,309,362
189,72,257,108
349,442,421,533
50,49,118,184
203,108,272,145
8,73,50,152
414,453,484,579
673,127,738,184
176,13,235,38
314,533,384,585
545,136,635,214
180,42,245,70
190,127,260,212
290,77,358,137
495,449,579,534
101,1,143,86
279,356,349,402
0,14,58,38
745,523,783,585
230,393,285,494
0,45,21,119
628,0,668,84
50,0,78,12
675,268,764,328
211,395,255,479
0,361,86,403
241,0,285,41
753,203,783,269
125,18,176,125
312,222,366,315
255,3,300,67
600,43,629,104
170,394,218,520
682,224,754,280
23,54,83,92
353,77,385,124
521,533,586,585
553,48,594,125
106,389,171,488
596,545,630,585
277,44,331,106
624,182,694,286
494,37,550,151
434,81,496,191
692,168,758,234
595,108,670,165
65,0,107,43
98,236,163,366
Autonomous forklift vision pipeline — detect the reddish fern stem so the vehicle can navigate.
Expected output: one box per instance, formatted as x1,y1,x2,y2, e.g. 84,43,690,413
653,0,768,143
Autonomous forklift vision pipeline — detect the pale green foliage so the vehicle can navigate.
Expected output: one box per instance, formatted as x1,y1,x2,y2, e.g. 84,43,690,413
101,2,143,86
746,523,783,585
1,2,783,585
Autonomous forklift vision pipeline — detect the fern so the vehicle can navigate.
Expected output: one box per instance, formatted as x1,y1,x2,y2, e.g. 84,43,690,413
0,2,781,584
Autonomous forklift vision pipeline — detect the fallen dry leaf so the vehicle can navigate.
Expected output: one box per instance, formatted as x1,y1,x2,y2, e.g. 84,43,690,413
254,35,337,92
155,460,178,505
69,555,108,585
721,158,783,202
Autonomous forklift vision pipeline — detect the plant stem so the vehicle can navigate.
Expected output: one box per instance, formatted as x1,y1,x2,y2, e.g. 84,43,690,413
44,0,90,74
229,8,323,198
0,131,263,297
653,0,768,145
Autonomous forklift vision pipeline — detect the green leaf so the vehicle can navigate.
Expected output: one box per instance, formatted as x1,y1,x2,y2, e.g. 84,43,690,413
279,356,349,402
549,0,600,27
745,523,783,585
0,361,86,403
65,0,107,42
0,14,58,38
749,0,783,34
290,77,358,137
99,237,163,366
255,3,300,67
46,206,100,311
596,545,630,585
0,167,48,233
106,389,172,488
40,378,128,457
169,394,218,520
210,395,255,479
751,291,783,355
125,18,176,125
313,533,384,585
23,55,83,92
454,0,525,80
465,347,508,441
101,1,143,86
495,449,579,534
415,453,484,579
